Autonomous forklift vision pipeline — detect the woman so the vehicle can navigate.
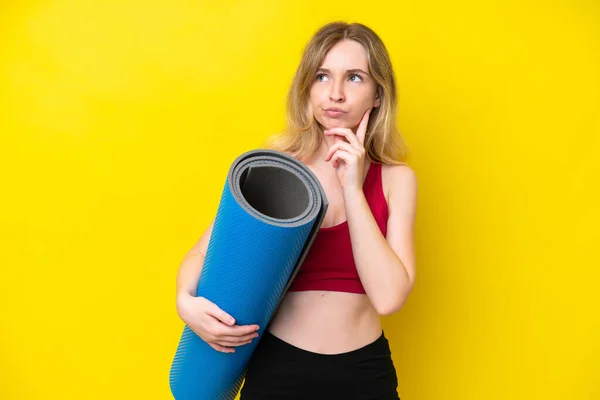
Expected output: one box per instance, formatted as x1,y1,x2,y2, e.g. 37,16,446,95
175,21,417,399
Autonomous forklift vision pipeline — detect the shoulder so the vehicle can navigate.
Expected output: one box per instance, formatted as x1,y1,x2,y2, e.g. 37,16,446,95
380,163,418,209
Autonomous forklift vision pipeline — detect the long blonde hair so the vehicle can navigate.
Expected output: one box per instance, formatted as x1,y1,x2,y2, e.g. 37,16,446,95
263,21,409,165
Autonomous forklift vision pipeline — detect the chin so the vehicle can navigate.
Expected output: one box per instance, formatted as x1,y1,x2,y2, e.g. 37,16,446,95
317,117,350,130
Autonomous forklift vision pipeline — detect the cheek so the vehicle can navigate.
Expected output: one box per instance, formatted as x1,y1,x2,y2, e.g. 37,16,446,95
309,86,325,103
309,89,325,114
353,86,377,104
308,92,318,113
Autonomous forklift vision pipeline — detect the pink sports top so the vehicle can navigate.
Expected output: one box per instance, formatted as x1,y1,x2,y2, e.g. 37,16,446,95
288,161,389,294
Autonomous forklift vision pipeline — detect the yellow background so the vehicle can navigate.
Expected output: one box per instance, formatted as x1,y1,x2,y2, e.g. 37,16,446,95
1,1,598,399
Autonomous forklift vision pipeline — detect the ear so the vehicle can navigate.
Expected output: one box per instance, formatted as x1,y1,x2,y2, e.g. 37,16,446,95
373,87,382,108
373,95,381,108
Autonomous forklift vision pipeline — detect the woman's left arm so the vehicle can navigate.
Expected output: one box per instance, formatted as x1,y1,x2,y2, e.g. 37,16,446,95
325,109,417,316
344,165,417,316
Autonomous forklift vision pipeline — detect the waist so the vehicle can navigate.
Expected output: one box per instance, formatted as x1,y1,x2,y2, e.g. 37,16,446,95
267,290,382,354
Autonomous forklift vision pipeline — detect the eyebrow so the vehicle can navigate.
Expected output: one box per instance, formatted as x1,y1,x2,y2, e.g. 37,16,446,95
317,68,370,76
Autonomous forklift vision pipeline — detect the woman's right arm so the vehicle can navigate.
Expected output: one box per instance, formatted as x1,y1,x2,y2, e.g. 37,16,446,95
175,220,260,353
176,220,214,300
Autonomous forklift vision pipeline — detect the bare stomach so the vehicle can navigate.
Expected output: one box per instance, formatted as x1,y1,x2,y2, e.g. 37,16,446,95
266,290,382,354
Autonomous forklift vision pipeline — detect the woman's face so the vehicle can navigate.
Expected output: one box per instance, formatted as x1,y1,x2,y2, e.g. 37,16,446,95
309,39,381,131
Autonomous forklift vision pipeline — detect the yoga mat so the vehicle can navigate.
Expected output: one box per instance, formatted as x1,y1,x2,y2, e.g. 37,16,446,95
169,149,328,400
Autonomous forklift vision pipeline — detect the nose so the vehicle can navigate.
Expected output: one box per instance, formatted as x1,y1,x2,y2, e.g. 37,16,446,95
329,80,345,102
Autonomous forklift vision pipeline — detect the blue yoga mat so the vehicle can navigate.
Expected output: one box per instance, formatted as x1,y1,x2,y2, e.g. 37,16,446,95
169,149,328,400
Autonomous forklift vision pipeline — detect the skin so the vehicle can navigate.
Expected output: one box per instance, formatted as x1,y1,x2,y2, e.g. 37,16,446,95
268,39,409,353
175,38,417,355
308,39,380,179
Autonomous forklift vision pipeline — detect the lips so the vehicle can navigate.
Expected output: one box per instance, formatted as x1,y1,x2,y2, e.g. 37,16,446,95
324,108,346,118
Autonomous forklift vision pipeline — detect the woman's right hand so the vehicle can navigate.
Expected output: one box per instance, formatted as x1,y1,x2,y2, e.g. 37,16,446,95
176,293,260,353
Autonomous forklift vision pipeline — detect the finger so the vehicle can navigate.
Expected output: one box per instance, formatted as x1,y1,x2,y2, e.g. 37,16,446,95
331,151,345,168
356,108,372,146
215,338,254,347
219,332,260,342
331,149,356,168
211,323,260,338
209,343,235,353
325,142,360,161
325,143,340,162
324,127,358,145
325,128,361,148
206,303,235,326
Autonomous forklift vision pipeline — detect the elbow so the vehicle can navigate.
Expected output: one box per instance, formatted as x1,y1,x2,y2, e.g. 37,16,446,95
375,282,414,316
375,300,402,317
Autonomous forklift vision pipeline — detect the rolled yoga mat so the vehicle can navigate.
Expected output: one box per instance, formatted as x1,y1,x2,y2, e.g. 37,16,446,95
169,149,328,400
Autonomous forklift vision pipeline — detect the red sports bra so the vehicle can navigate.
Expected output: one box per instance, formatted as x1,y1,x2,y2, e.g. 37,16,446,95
288,161,389,294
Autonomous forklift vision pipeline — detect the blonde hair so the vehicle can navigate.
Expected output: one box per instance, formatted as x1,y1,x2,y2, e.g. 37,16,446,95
263,21,409,165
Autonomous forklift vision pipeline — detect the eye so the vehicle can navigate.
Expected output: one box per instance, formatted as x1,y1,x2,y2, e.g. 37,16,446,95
349,74,362,82
316,73,328,82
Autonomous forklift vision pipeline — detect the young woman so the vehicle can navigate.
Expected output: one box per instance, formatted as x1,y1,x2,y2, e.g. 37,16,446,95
175,21,417,399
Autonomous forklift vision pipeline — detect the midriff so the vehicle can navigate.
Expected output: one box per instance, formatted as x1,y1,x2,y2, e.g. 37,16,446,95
267,290,382,354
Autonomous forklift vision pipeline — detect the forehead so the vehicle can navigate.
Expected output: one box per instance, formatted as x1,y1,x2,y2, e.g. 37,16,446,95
319,39,369,71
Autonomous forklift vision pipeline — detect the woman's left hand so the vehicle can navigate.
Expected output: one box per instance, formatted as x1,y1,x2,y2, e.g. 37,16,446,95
324,108,372,194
